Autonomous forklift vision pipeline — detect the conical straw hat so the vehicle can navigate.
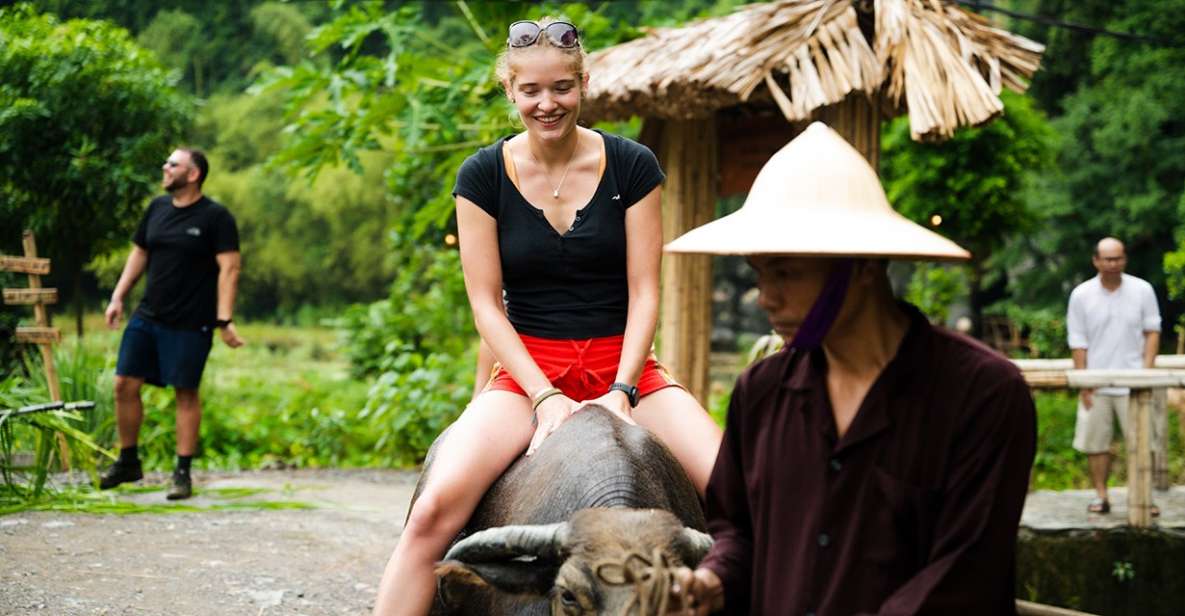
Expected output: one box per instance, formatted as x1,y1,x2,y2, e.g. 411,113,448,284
664,122,970,261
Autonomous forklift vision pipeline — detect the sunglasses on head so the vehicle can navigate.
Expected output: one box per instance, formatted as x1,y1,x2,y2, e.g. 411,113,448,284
507,20,580,49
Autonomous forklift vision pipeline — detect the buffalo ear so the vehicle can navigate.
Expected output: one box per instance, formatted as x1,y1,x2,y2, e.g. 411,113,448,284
436,558,559,597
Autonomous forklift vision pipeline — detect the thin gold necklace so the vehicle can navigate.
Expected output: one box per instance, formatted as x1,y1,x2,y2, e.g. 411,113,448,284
528,135,579,199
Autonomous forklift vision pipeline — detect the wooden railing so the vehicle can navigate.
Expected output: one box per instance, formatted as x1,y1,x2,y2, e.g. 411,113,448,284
1016,599,1098,615
1013,355,1184,527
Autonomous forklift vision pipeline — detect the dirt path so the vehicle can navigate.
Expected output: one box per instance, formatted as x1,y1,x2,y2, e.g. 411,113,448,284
0,469,420,616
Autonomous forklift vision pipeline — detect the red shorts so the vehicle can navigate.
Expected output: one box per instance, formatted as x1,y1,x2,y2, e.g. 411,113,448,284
483,333,683,402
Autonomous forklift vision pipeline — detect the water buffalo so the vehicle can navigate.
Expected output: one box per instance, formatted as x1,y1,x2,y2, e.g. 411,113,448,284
411,405,711,615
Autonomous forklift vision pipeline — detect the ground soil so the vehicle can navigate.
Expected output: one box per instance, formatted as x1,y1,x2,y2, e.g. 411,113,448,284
0,469,420,616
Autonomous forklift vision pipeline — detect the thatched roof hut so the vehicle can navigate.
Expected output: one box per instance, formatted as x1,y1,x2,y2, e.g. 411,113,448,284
578,0,1043,402
584,0,1043,140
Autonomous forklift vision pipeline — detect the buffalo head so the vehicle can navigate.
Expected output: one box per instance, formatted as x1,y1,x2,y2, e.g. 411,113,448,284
435,508,712,615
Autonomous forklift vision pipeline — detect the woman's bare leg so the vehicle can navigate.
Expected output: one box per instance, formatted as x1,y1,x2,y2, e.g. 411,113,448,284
632,387,723,497
372,391,534,616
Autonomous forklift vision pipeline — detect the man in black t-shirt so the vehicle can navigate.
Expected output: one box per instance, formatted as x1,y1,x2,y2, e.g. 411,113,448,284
99,147,244,500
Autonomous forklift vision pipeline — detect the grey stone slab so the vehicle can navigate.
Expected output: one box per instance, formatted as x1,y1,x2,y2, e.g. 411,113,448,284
1022,486,1185,532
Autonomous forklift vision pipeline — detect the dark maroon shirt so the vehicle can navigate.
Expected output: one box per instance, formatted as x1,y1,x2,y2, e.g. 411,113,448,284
700,304,1036,615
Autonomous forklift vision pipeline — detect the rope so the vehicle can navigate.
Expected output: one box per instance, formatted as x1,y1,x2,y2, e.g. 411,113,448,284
593,547,676,616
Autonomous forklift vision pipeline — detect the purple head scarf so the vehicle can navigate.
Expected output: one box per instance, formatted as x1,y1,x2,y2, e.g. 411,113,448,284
788,259,855,350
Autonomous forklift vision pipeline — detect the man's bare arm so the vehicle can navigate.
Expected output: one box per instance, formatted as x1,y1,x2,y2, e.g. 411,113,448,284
105,245,148,329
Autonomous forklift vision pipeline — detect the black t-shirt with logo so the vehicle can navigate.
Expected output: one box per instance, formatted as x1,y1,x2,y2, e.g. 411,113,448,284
452,130,665,339
132,195,239,330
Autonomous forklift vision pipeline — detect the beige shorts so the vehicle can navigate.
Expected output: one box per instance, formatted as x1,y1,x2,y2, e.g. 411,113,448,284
1073,391,1166,455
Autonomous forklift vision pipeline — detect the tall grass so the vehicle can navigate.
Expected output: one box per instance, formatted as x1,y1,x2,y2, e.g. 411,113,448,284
0,346,110,505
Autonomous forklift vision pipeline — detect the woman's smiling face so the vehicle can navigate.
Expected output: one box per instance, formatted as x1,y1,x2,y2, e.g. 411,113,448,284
506,46,586,142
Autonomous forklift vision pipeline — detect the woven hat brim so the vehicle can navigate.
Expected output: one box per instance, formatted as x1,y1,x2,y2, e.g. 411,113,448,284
664,205,971,261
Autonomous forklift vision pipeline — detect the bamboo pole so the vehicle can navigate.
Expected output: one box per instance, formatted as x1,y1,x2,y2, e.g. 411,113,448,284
1012,363,1177,524
1153,387,1170,491
1015,599,1099,616
652,118,717,405
1126,389,1154,527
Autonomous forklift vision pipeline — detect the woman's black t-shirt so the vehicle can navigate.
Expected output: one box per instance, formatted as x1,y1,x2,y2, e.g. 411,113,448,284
452,130,665,340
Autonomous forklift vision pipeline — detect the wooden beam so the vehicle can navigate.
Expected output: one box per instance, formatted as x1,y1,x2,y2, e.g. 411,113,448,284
1016,599,1098,616
1013,355,1185,370
3,288,58,305
652,118,717,405
14,326,61,344
0,255,51,275
1016,367,1185,389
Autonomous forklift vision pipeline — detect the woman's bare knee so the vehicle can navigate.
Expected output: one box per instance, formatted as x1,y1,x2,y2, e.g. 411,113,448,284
402,490,466,547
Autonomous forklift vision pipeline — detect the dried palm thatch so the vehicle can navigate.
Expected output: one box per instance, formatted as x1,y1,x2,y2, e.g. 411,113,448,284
582,0,1043,141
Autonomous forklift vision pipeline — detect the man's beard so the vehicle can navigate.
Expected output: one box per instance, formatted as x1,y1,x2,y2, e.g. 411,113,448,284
164,176,190,192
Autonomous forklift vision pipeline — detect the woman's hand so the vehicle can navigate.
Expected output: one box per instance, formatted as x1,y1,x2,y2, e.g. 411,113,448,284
526,394,579,456
576,389,637,426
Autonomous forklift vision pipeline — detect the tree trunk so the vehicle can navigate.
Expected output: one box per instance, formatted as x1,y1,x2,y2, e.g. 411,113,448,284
74,268,84,339
968,261,984,339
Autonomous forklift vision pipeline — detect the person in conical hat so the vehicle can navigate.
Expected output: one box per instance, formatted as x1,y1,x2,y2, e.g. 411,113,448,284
667,122,1037,615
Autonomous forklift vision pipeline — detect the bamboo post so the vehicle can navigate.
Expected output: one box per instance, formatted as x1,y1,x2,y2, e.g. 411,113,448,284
650,118,717,405
812,94,881,168
1126,388,1154,527
1014,363,1184,526
1153,387,1170,491
1015,599,1099,616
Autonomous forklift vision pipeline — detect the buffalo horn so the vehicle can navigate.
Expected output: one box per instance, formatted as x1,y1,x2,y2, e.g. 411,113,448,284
677,528,714,564
444,523,570,563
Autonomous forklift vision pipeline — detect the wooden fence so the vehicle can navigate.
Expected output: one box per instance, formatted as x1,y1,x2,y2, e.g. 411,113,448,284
1013,355,1185,527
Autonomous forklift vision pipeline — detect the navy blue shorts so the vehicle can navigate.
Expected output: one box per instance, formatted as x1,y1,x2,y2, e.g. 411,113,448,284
115,315,213,389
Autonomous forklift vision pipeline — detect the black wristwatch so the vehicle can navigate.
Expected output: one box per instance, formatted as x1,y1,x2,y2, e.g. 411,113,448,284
214,318,233,329
609,382,639,407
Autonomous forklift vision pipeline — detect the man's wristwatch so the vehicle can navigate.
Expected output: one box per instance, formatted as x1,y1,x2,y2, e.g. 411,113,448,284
609,382,639,407
214,318,233,329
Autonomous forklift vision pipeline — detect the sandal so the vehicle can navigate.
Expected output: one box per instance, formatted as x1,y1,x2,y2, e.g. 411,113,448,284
1087,498,1110,514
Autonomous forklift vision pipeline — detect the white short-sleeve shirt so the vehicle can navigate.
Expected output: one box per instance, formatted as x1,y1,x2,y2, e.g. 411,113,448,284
1066,273,1161,395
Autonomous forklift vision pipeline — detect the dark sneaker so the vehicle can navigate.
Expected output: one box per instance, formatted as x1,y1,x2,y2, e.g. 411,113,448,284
166,470,193,500
99,462,143,490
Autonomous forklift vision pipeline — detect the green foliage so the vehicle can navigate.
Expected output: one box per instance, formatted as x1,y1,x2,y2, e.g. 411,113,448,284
1112,561,1136,583
1,352,109,505
985,304,1070,359
881,91,1054,332
883,91,1055,262
36,0,326,96
340,241,476,464
905,264,970,325
134,9,207,92
196,122,398,318
1007,0,1123,116
0,4,192,332
248,2,313,67
1004,0,1185,323
1163,192,1185,306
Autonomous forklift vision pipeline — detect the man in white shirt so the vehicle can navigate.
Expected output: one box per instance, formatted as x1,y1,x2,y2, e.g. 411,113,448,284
1067,237,1162,515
